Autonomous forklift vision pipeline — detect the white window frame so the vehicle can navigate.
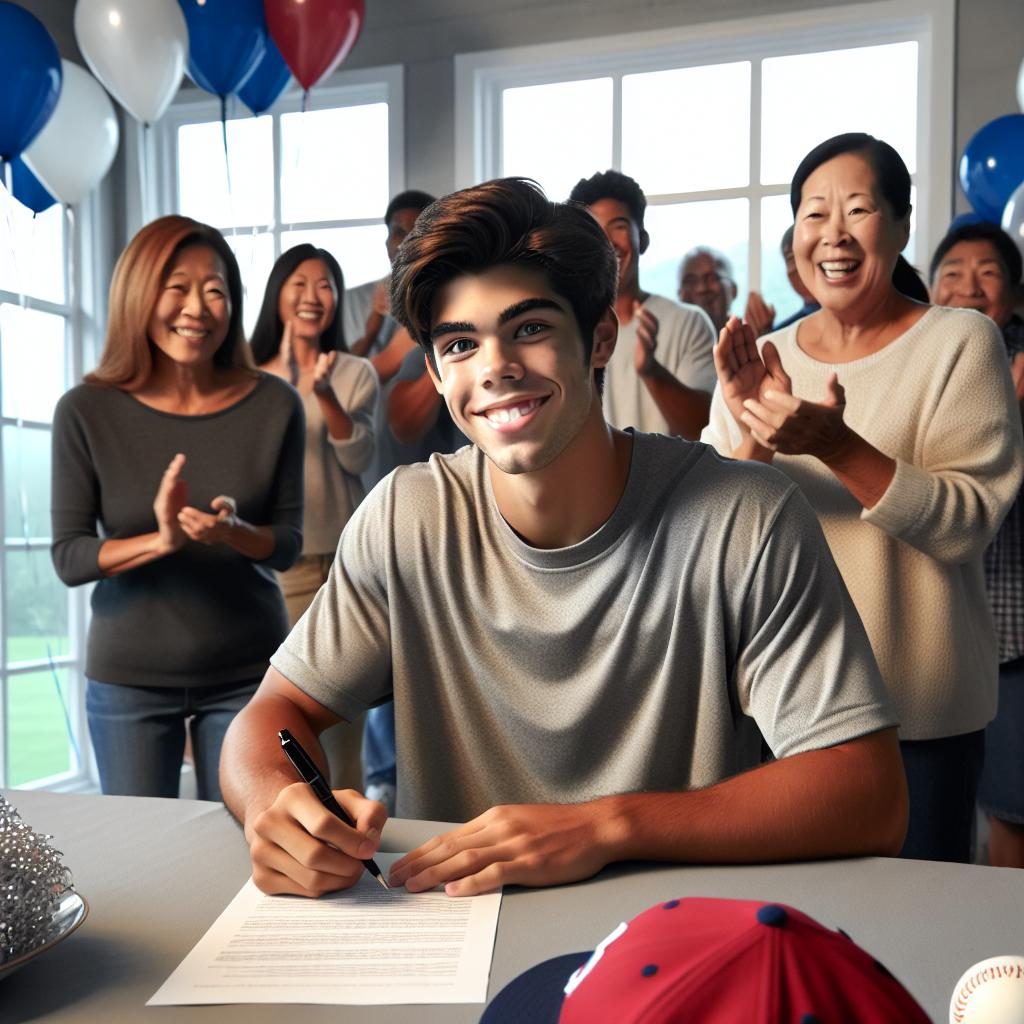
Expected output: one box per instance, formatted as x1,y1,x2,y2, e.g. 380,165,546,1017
0,192,105,792
455,0,954,291
153,64,405,258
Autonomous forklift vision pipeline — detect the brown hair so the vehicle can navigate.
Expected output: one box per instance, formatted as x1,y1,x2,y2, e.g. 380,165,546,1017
85,215,252,389
390,178,617,390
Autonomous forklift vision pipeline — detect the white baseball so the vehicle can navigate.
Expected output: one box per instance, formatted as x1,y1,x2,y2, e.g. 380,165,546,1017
950,956,1024,1023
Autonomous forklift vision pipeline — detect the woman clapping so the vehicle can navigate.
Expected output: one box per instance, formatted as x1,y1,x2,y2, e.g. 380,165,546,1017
703,134,1023,862
51,216,304,800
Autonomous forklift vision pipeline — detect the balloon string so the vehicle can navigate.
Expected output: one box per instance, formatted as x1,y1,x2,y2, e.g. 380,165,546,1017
221,96,237,237
302,90,309,115
138,124,150,225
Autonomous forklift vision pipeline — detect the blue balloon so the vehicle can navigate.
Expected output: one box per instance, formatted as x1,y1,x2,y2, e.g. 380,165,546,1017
238,34,292,116
0,3,62,161
178,0,266,99
10,156,56,214
959,114,1024,223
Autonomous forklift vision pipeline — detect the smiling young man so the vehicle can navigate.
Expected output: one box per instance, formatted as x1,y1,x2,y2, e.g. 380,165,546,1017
221,178,907,899
568,170,716,439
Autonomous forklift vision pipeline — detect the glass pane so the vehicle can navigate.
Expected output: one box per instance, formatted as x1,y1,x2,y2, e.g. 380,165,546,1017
760,193,804,326
281,226,390,292
622,63,750,194
502,79,612,201
641,199,749,313
177,116,274,228
281,104,389,223
223,230,276,338
0,191,65,303
3,425,51,541
7,668,75,785
5,548,70,664
0,305,67,422
761,42,918,184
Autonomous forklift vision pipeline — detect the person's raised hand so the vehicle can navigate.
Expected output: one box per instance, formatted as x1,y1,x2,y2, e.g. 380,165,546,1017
153,453,188,554
372,278,391,318
713,317,791,431
281,321,298,387
312,350,338,396
247,784,388,897
177,494,237,546
743,290,776,338
387,802,615,897
740,371,850,459
633,300,659,377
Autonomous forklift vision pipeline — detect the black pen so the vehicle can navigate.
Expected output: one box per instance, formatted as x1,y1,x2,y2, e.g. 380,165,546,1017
278,729,389,890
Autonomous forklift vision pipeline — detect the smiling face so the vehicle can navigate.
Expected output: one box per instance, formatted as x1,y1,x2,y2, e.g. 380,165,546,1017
427,264,614,477
147,243,231,368
277,257,338,345
931,239,1016,328
386,207,422,265
793,152,910,318
679,252,737,331
586,197,648,292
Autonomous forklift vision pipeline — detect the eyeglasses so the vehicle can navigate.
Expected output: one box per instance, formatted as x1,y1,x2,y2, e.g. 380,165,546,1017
681,272,731,289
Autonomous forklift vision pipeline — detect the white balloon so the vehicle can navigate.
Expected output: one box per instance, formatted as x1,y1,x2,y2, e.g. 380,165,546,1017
1002,179,1024,266
23,61,119,206
1018,56,1024,113
74,0,187,126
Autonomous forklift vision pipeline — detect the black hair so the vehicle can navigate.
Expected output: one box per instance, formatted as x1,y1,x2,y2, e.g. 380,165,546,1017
391,177,617,393
781,224,795,253
928,220,1022,286
568,169,647,231
790,132,928,303
249,244,346,363
384,190,436,227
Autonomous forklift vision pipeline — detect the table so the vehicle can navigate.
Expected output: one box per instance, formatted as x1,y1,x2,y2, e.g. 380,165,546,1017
2,789,1022,1022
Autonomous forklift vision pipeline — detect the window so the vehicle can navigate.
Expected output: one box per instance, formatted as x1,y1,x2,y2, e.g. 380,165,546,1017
157,67,404,336
0,193,92,789
457,0,952,322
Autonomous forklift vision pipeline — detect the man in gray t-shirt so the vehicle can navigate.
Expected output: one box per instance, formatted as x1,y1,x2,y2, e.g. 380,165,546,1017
222,178,907,901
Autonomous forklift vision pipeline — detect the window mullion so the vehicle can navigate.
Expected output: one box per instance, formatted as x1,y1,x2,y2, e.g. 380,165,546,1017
748,58,764,294
611,73,623,171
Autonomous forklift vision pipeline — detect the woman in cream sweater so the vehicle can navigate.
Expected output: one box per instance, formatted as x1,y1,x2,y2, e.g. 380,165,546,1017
702,133,1022,863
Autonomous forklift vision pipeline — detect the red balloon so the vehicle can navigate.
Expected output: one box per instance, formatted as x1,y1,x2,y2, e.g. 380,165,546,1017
264,0,365,92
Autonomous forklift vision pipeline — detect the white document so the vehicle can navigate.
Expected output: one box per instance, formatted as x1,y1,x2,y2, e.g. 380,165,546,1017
148,856,502,1006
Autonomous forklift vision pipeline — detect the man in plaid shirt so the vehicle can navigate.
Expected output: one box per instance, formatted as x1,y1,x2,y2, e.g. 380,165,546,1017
931,220,1024,867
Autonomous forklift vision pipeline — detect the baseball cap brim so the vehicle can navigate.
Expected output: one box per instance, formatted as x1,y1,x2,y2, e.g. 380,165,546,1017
480,951,592,1024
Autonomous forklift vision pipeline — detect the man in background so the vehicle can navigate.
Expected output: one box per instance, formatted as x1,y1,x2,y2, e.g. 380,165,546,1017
569,170,715,438
930,220,1024,869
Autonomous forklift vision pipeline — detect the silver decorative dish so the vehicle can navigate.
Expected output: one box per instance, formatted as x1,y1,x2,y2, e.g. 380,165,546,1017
0,891,88,982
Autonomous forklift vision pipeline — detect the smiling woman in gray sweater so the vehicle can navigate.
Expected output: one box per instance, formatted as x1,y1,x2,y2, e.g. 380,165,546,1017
51,216,304,802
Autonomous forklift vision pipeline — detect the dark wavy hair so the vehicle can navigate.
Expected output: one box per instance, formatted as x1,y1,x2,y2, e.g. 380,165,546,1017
390,178,617,392
928,220,1023,286
249,244,346,364
790,133,928,303
86,215,253,389
568,169,647,231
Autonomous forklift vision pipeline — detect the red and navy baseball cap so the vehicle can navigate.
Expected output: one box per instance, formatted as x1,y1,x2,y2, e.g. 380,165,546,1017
480,897,930,1023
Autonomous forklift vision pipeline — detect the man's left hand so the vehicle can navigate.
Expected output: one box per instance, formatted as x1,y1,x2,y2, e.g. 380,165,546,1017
387,802,617,897
633,302,659,377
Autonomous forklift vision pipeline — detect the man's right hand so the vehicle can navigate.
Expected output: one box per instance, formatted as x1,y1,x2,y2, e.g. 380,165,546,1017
247,783,389,897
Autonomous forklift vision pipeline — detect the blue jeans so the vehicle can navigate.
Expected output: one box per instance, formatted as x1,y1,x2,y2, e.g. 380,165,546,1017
899,729,985,863
363,701,396,787
86,677,259,801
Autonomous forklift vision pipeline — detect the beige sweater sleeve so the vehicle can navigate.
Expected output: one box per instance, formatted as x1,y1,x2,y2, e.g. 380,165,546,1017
862,312,1023,564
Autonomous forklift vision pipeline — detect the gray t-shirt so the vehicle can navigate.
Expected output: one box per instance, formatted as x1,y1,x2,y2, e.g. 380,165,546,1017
272,433,895,822
603,294,716,435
